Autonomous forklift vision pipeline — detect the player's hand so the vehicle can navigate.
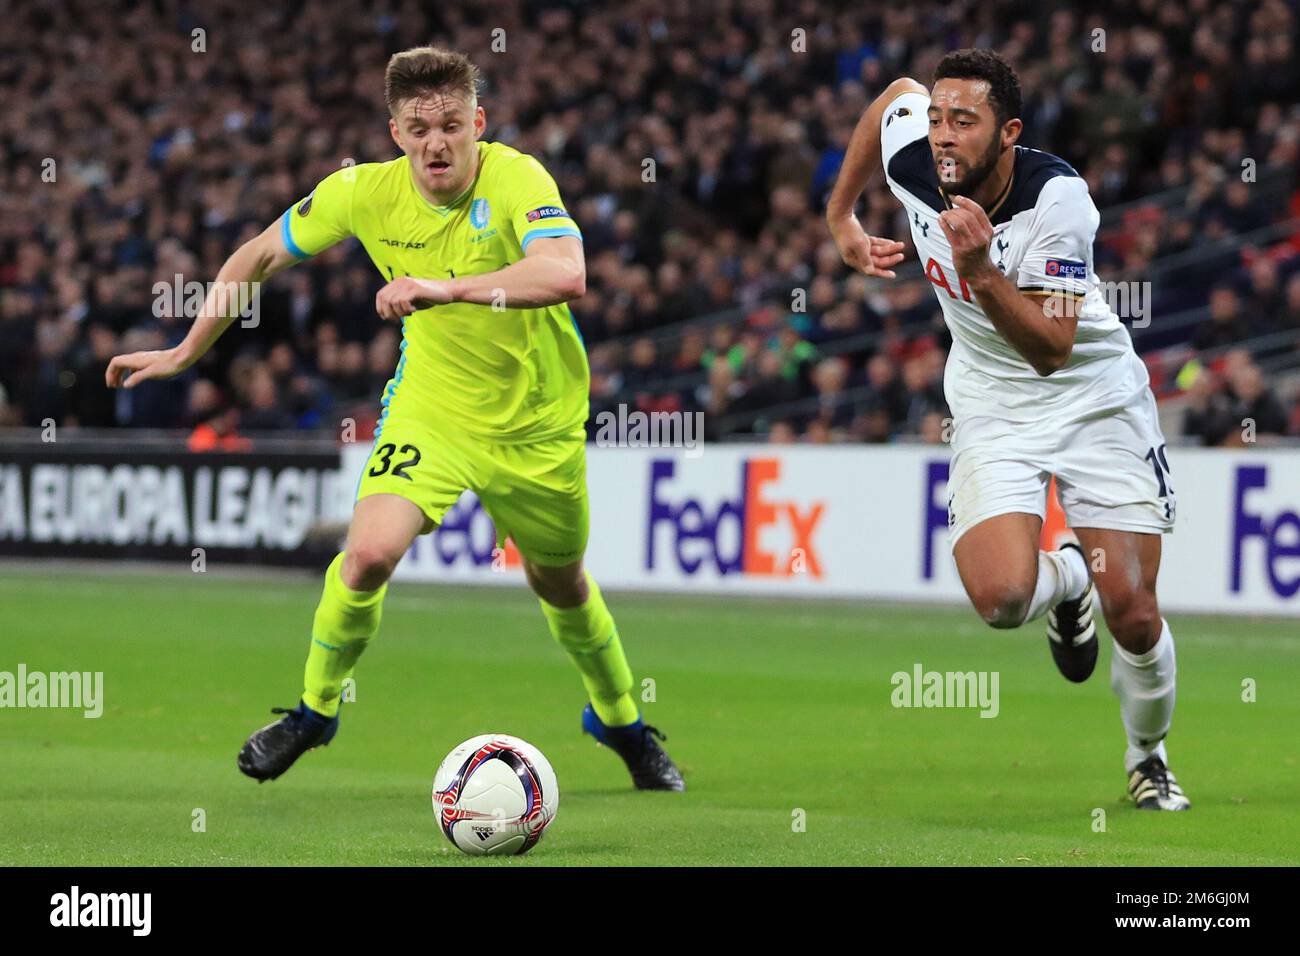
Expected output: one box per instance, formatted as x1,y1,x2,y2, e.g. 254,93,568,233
105,347,191,389
939,195,995,280
375,277,454,321
828,214,906,279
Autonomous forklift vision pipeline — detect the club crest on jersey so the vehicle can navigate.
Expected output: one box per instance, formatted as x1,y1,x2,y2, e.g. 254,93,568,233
469,198,491,230
525,205,567,222
1044,258,1086,280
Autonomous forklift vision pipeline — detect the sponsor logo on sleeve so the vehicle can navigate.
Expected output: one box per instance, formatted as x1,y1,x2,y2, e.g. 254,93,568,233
297,191,315,217
525,205,568,222
1044,258,1086,280
886,106,911,127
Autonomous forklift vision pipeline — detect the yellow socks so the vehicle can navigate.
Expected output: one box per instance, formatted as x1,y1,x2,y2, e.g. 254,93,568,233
302,552,387,717
539,573,638,726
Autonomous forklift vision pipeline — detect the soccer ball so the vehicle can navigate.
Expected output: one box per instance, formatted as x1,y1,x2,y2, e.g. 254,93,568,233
432,734,559,856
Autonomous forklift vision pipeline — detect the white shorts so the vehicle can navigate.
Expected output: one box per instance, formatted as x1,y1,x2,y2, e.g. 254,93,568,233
946,385,1176,547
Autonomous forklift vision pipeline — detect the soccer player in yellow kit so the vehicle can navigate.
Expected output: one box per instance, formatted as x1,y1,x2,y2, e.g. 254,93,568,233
105,47,684,791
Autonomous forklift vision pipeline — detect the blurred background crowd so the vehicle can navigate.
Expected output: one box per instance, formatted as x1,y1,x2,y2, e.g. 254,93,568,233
2,0,1299,447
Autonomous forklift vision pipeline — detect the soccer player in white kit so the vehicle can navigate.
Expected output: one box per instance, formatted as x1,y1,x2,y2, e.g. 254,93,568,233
827,49,1189,810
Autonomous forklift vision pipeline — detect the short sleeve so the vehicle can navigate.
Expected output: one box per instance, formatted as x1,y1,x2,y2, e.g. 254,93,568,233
881,91,930,167
280,166,358,259
1016,176,1098,298
505,156,582,253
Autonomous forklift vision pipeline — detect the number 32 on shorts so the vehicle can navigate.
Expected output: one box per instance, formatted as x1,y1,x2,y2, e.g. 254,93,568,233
369,442,422,481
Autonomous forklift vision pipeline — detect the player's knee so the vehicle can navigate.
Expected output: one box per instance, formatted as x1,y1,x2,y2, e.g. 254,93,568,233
342,543,401,591
971,584,1031,630
525,561,586,607
1102,588,1161,652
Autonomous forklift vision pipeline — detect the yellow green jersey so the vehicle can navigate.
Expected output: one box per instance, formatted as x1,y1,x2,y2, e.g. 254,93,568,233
280,141,588,443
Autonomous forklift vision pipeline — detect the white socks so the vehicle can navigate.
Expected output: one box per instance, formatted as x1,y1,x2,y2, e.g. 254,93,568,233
1110,618,1177,773
1023,547,1090,624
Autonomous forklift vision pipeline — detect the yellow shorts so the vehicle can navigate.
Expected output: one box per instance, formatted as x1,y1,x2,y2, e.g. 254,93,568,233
355,416,589,567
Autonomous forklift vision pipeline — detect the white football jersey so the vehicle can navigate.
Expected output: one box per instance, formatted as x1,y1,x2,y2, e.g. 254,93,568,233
880,91,1147,423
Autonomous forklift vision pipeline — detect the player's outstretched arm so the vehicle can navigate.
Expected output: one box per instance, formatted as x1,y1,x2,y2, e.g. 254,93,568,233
374,235,585,320
106,222,302,389
825,76,927,278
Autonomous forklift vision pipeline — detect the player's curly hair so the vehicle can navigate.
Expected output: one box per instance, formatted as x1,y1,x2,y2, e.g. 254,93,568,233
934,49,1022,127
385,46,480,115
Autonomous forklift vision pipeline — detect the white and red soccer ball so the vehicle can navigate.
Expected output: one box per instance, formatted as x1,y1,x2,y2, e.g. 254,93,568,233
432,734,559,856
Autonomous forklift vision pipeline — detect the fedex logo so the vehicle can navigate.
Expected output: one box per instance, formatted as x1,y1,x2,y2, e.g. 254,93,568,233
1232,465,1300,599
646,458,825,578
922,460,950,579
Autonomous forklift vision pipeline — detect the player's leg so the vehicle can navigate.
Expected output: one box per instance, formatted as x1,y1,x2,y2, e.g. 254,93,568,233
1073,527,1187,810
1055,384,1184,808
302,492,428,718
239,417,465,782
237,494,426,782
952,511,1043,627
948,444,1093,672
483,435,684,791
523,557,637,729
523,553,683,791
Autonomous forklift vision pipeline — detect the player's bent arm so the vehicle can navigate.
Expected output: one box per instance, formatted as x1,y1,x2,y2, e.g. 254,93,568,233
965,268,1079,376
106,223,302,388
448,234,584,307
825,76,928,223
377,236,585,320
825,77,925,277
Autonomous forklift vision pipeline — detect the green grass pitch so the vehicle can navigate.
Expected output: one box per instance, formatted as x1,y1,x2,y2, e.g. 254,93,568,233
1,565,1296,866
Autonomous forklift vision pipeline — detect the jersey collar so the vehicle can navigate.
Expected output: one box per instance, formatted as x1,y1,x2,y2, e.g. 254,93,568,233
407,142,485,217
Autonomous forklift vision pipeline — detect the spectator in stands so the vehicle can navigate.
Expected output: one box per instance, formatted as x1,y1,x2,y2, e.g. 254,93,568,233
1180,365,1235,446
188,406,253,452
674,328,707,373
859,353,908,433
3,0,1299,445
808,356,855,432
918,411,948,445
1278,272,1300,338
65,323,120,427
621,337,661,393
699,359,743,441
900,356,947,435
767,419,798,444
733,349,800,418
1224,359,1290,442
1192,286,1254,353
1243,257,1284,330
849,406,893,444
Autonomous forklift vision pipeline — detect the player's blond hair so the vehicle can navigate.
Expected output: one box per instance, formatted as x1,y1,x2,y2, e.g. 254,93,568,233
384,47,480,115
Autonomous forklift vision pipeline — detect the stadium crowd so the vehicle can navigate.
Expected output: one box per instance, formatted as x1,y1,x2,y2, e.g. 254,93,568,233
2,0,1300,446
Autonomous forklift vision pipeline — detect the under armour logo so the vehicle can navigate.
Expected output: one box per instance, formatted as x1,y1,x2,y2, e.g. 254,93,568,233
913,211,929,238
